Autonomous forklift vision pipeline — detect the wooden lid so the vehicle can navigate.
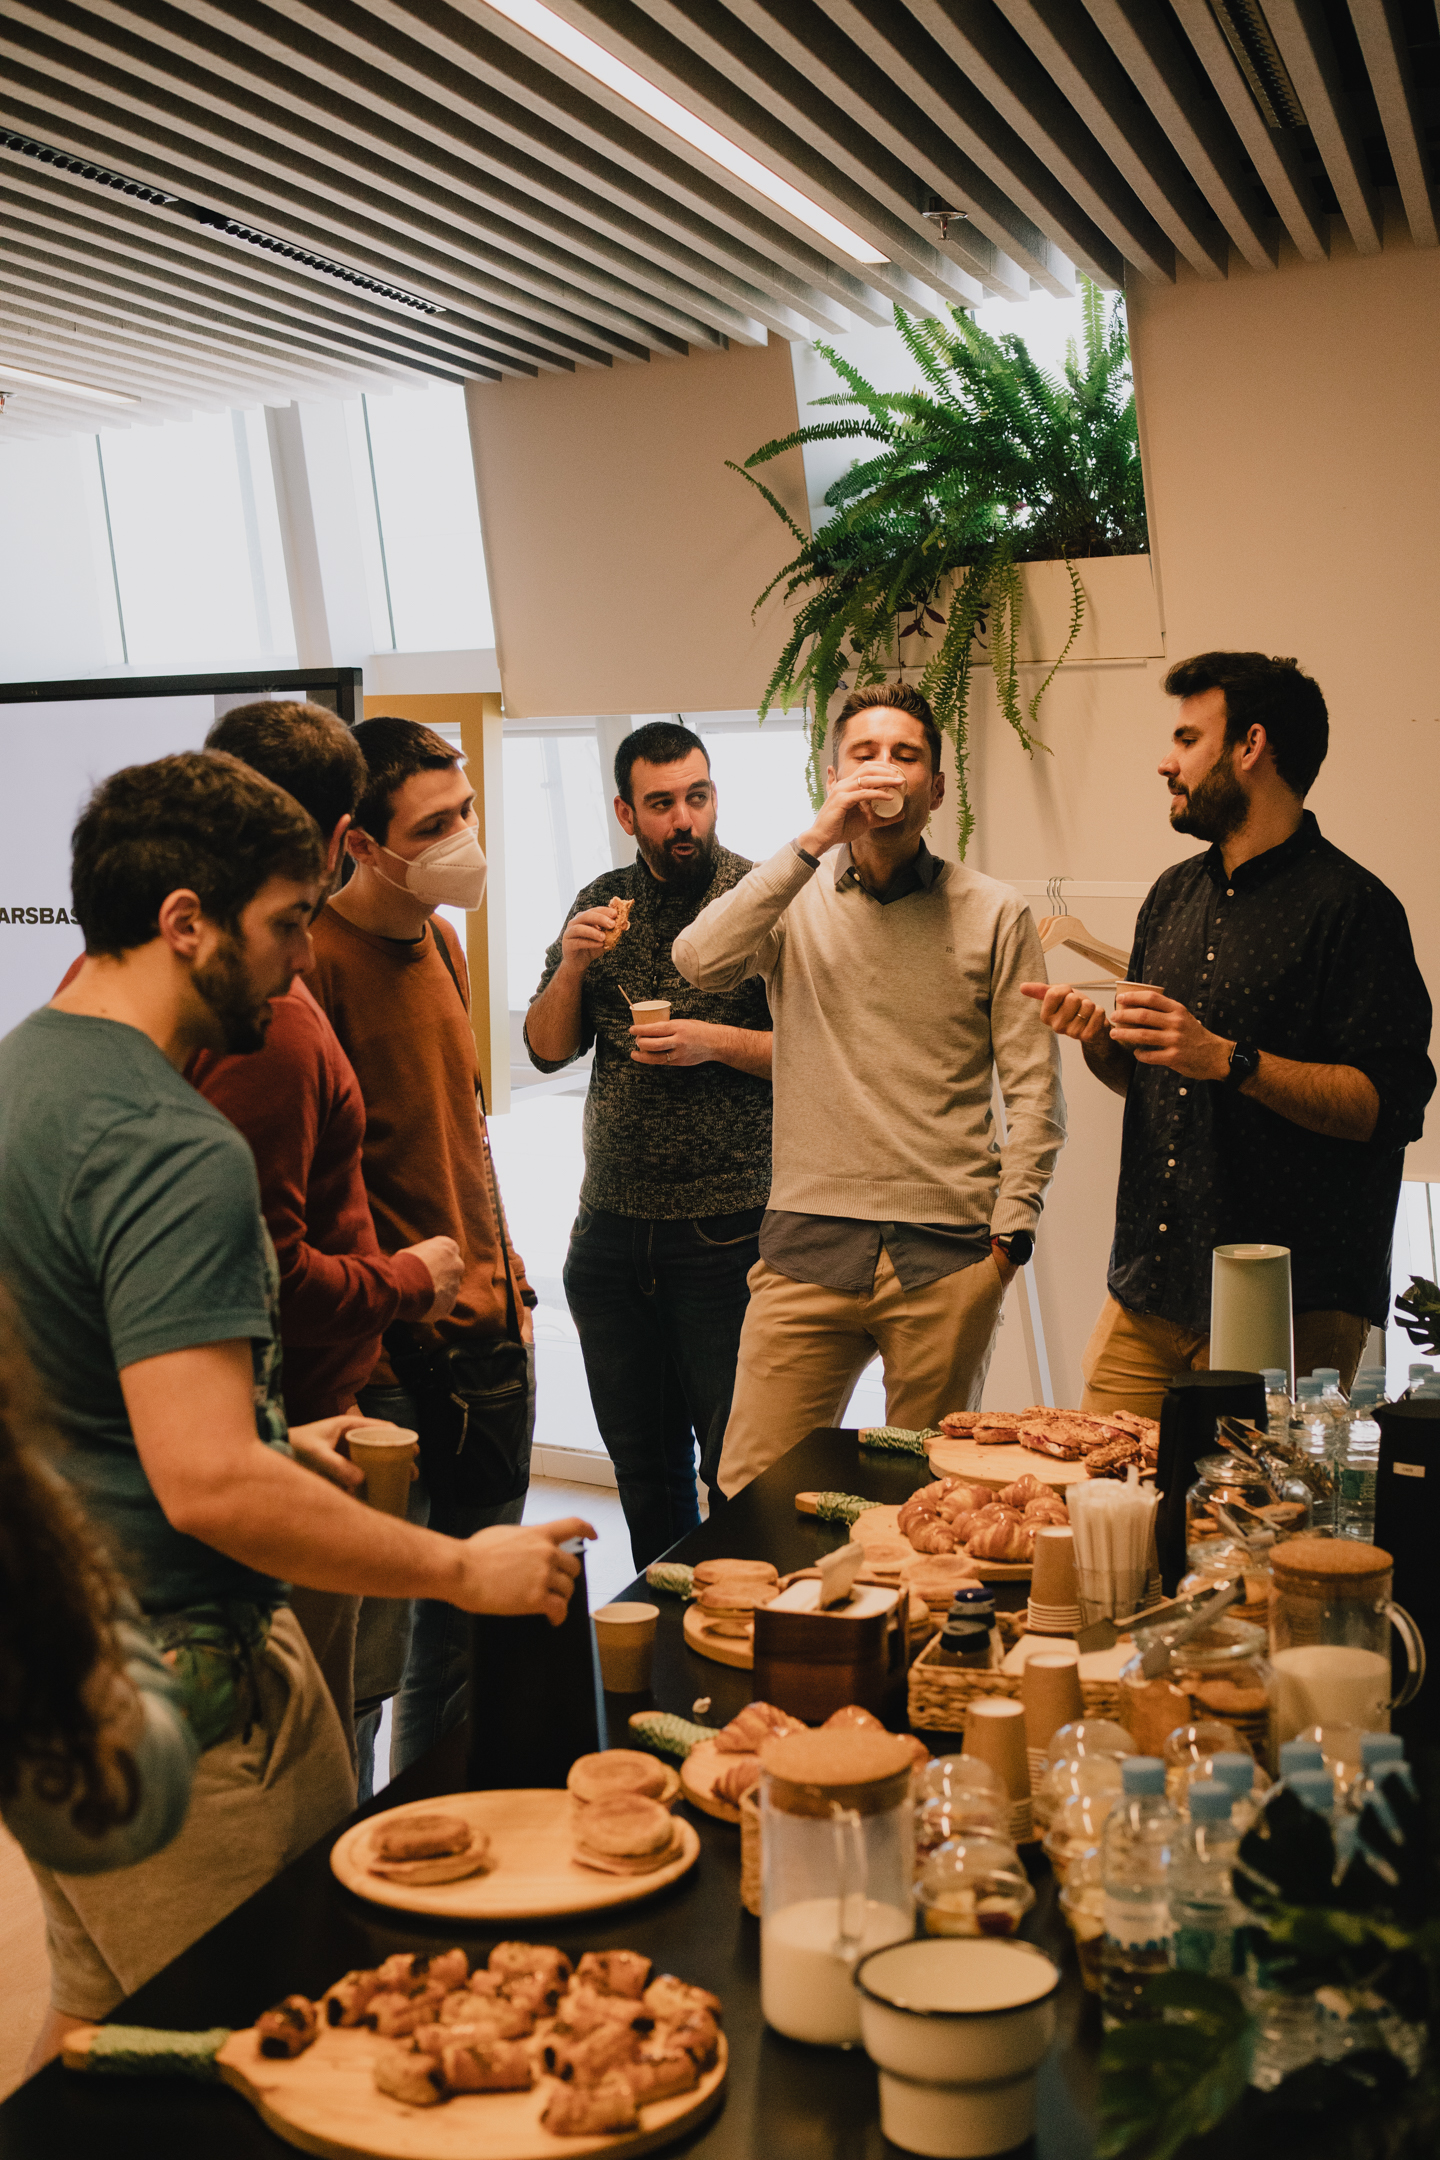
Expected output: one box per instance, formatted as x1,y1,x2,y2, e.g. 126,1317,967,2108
1271,1537,1393,1591
760,1727,916,1817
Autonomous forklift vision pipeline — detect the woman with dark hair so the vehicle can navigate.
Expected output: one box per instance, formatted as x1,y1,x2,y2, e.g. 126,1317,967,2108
0,1293,196,1875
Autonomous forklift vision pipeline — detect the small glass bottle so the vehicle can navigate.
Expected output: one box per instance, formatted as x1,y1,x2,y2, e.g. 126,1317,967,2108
1335,1380,1381,1541
1171,1785,1240,1977
1100,1758,1178,2029
1206,1749,1262,1833
1262,1368,1292,1437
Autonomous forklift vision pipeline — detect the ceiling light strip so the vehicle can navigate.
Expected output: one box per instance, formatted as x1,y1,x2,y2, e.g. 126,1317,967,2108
479,0,887,267
0,360,140,406
0,128,445,315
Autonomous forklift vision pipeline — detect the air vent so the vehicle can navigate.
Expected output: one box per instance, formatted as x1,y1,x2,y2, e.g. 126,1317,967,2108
0,129,444,315
1210,1,1307,130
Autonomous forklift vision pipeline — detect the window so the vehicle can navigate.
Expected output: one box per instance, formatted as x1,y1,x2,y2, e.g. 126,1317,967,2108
359,386,493,652
502,734,612,1003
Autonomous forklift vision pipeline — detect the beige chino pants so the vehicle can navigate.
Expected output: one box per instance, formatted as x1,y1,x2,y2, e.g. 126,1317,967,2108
718,1248,1008,1498
1080,1294,1371,1427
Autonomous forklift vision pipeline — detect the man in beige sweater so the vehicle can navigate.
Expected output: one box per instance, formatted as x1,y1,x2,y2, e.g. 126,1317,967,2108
674,683,1065,1497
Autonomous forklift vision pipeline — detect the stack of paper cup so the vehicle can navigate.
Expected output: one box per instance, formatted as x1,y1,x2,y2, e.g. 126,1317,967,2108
345,1421,419,1517
964,1698,1033,1843
1021,1651,1084,1795
1028,1527,1082,1635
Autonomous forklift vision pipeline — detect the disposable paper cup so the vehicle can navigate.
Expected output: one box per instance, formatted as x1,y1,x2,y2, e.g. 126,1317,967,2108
593,1601,659,1692
346,1422,419,1518
1021,1652,1084,1753
964,1698,1030,1802
1031,1528,1078,1608
873,788,905,820
629,1000,671,1027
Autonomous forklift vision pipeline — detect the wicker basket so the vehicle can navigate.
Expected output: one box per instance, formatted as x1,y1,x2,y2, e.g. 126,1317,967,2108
739,1787,762,1917
908,1636,1121,1731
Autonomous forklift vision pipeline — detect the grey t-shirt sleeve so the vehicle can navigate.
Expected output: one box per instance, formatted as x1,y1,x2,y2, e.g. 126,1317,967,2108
69,1112,274,1371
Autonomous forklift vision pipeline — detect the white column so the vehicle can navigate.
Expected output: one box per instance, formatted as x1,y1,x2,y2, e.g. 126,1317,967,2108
594,714,638,868
264,401,376,668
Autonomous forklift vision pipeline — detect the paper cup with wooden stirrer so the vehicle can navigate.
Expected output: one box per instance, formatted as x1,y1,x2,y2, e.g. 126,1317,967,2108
345,1421,419,1518
965,1698,1033,1842
629,1000,672,1027
1021,1652,1084,1790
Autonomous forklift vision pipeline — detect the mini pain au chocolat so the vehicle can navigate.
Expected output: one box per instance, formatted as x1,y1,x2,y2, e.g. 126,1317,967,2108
601,896,634,951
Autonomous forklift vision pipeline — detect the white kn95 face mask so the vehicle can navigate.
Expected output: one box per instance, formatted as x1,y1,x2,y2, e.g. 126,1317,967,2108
372,821,488,910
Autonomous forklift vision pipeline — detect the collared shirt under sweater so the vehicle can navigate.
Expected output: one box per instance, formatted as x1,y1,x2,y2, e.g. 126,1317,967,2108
525,844,773,1220
1109,811,1434,1332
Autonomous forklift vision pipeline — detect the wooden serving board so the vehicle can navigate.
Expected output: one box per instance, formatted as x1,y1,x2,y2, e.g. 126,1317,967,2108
682,1603,753,1671
64,2021,726,2160
330,1792,699,1920
850,1504,1033,1582
925,1436,1088,1490
678,1739,745,1826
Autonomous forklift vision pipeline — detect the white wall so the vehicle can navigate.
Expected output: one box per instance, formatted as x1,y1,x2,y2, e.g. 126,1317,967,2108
0,435,123,679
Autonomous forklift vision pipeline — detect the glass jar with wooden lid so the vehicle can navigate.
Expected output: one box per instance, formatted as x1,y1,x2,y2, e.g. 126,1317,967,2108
1268,1537,1425,1751
1119,1617,1274,1768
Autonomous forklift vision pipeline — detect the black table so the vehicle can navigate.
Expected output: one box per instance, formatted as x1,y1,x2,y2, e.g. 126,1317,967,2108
0,1429,1099,2160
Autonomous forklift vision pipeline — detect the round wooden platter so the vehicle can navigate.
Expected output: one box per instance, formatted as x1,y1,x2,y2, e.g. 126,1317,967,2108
66,2021,727,2160
678,1739,745,1826
925,1435,1088,1490
850,1503,1034,1582
681,1602,753,1671
330,1791,699,1920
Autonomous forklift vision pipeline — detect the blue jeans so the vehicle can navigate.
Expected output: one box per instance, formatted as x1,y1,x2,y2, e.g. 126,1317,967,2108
352,1364,532,1800
563,1204,763,1571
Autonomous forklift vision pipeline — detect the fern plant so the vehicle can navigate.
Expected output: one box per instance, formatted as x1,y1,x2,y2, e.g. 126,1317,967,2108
731,280,1148,853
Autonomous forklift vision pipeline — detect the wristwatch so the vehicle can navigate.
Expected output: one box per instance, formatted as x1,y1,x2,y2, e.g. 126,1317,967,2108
1224,1040,1261,1091
991,1230,1034,1266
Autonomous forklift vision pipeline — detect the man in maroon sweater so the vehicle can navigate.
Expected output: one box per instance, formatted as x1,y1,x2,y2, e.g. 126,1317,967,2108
196,703,463,1751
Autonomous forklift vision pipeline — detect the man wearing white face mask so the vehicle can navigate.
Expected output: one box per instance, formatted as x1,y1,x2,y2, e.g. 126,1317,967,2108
309,718,537,1793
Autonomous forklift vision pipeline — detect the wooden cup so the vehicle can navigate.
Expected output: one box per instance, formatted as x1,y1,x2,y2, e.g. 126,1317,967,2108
593,1601,659,1692
1020,1652,1085,1753
964,1698,1031,1803
1031,1528,1078,1610
345,1422,419,1518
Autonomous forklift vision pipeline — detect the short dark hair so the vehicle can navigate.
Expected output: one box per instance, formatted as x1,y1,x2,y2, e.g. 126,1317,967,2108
614,721,709,806
831,682,944,774
72,751,326,958
1163,652,1329,798
351,716,460,844
205,700,366,836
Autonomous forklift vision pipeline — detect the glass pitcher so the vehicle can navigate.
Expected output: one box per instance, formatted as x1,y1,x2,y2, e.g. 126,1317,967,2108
759,1726,915,2047
1269,1537,1425,1750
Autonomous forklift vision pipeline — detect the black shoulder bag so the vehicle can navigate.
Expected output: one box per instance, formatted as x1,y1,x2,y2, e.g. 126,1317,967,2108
380,923,533,1514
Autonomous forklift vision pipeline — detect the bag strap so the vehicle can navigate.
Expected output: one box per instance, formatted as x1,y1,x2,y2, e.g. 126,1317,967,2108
427,920,520,1343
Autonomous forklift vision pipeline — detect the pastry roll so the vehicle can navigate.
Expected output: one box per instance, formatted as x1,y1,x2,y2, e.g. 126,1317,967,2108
541,2070,640,2136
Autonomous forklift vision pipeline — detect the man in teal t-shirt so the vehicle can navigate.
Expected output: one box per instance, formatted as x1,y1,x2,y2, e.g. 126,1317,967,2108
1,750,591,2068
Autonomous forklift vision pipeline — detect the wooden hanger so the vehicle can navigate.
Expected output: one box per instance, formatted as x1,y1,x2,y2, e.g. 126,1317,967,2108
1034,878,1129,983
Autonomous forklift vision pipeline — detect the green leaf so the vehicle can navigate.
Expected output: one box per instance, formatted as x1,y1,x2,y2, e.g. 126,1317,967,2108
1097,1972,1255,2160
730,279,1147,852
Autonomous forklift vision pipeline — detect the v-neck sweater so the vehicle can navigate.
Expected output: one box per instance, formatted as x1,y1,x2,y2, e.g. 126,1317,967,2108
673,842,1065,1234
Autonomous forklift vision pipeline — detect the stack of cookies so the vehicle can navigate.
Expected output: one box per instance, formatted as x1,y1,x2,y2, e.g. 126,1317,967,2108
691,1559,779,1639
567,1750,685,1875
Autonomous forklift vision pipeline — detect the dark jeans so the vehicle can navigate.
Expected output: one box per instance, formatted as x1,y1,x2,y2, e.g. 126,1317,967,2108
352,1361,533,1801
563,1203,763,1570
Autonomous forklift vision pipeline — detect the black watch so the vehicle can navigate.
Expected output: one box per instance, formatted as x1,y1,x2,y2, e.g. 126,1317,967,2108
1224,1040,1261,1091
992,1230,1034,1266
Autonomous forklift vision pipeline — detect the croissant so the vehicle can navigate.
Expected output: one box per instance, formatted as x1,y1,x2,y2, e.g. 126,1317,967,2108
997,1474,1047,1508
966,1516,1034,1562
935,1482,988,1523
906,1517,960,1554
944,1508,981,1541
897,1498,938,1537
712,1756,763,1805
715,1702,805,1754
1024,1496,1069,1524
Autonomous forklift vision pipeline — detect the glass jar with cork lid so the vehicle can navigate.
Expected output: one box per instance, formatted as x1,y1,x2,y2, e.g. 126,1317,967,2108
1119,1617,1274,1768
759,1725,916,2048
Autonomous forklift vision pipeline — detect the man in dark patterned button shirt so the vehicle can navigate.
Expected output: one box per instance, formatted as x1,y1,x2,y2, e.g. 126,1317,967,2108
526,722,773,1567
1026,652,1435,1422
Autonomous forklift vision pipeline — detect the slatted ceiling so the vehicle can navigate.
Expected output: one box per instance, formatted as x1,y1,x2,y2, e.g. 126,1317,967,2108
3,0,1440,441
1168,0,1329,262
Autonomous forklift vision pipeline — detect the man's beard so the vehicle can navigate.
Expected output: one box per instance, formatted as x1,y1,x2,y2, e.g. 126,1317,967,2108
1169,750,1249,843
193,934,275,1055
638,828,717,893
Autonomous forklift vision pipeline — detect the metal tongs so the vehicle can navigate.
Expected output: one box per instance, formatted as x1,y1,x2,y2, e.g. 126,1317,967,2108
1075,1577,1242,1670
1213,1414,1333,1512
